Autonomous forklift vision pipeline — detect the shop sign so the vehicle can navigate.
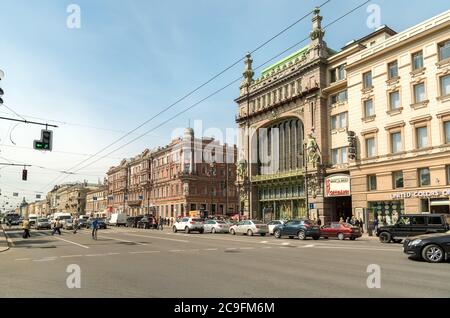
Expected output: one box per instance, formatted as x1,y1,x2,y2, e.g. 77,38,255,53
324,174,351,197
391,189,450,199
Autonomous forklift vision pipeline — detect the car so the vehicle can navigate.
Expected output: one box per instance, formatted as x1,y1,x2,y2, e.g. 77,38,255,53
377,214,450,243
203,220,230,233
35,218,51,230
86,218,107,229
173,217,204,234
320,222,362,240
137,216,157,229
229,220,268,236
63,219,74,230
78,219,88,228
273,219,320,240
267,220,285,235
126,216,143,228
403,231,450,263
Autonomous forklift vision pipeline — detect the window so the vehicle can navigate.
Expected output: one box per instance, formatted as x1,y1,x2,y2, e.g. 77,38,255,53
440,74,450,97
330,69,336,83
420,199,429,213
412,51,423,70
447,165,450,185
363,71,372,89
410,216,426,225
366,137,375,157
393,171,404,189
331,112,347,130
368,175,377,191
388,61,398,79
446,121,450,144
416,126,428,149
438,40,450,61
428,216,443,225
330,90,347,104
418,168,430,186
413,83,426,103
337,64,345,81
391,132,402,153
331,147,347,165
364,99,374,118
389,91,400,110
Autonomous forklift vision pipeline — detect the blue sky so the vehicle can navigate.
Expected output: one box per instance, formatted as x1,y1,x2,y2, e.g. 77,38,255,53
0,0,449,207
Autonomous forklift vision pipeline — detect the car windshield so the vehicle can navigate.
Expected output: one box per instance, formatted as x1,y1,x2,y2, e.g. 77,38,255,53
216,221,226,224
192,218,203,222
38,218,48,222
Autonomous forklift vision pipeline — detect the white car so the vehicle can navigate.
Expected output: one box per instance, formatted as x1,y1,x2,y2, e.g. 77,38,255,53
267,220,286,235
203,220,230,233
173,217,204,234
229,220,268,236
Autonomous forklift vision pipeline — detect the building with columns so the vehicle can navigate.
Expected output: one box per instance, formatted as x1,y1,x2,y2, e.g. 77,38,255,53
235,8,450,224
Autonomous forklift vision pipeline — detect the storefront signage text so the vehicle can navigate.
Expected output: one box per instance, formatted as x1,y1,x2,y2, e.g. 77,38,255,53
325,174,351,197
391,189,450,199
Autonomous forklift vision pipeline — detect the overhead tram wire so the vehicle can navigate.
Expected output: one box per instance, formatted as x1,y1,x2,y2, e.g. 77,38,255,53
67,0,371,177
39,2,331,192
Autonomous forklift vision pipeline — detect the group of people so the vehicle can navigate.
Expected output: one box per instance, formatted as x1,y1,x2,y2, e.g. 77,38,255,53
339,216,365,232
20,217,100,239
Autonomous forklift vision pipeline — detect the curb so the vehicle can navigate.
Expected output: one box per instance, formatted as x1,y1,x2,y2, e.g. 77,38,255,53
0,225,11,253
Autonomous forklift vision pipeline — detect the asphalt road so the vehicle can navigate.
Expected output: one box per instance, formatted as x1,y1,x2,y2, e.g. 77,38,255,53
1,225,449,298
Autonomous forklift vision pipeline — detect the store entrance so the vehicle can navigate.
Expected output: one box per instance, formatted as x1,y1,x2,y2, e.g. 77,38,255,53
430,199,450,214
334,196,352,222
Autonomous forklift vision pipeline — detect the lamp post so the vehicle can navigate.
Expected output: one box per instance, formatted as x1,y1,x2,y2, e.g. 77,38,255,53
208,162,216,217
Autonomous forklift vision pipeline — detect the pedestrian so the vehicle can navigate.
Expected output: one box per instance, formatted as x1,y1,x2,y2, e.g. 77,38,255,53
374,218,379,234
339,217,344,224
317,218,322,227
165,217,168,226
346,216,350,224
73,218,79,234
359,217,364,233
159,217,164,231
22,218,31,239
52,218,62,236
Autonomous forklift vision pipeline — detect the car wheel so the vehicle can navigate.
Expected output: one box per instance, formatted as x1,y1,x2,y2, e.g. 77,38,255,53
172,226,177,233
297,230,306,240
247,229,253,236
211,228,216,234
337,233,345,240
185,227,190,234
379,232,392,243
260,233,266,237
230,229,235,235
422,244,444,263
274,230,281,239
312,236,320,240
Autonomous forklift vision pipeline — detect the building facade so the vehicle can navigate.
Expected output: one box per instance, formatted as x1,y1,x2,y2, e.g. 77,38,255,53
85,185,108,217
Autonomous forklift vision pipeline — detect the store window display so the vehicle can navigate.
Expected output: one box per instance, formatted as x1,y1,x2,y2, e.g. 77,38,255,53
368,200,404,226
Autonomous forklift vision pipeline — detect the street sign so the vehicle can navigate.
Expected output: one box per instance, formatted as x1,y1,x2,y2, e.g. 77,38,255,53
309,203,315,209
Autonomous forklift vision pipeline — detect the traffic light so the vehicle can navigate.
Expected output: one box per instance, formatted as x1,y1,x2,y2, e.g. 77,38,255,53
33,129,53,151
0,71,4,104
347,130,357,160
22,169,27,181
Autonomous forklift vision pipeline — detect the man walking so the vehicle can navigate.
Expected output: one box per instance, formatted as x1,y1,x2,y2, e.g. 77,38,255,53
159,217,164,231
22,218,31,239
52,218,62,235
91,218,99,239
73,217,79,234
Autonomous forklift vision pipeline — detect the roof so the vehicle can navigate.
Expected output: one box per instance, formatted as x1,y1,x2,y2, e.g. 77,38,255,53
341,25,397,50
261,45,310,77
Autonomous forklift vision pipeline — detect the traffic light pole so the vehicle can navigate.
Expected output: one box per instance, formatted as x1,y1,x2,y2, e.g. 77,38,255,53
0,116,58,128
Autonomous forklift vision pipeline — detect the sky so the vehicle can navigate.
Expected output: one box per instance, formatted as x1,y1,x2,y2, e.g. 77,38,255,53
0,0,448,209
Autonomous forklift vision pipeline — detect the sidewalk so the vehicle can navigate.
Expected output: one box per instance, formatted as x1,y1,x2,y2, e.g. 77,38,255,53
0,225,10,253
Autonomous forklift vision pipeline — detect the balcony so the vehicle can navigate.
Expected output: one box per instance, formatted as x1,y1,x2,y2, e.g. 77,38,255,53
252,169,305,183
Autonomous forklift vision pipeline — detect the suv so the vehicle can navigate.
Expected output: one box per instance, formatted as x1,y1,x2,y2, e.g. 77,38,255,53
377,214,450,243
126,216,143,228
173,217,204,234
137,216,157,229
273,219,320,240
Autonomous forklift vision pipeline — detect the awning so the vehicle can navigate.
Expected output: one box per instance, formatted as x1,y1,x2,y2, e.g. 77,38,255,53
430,200,450,206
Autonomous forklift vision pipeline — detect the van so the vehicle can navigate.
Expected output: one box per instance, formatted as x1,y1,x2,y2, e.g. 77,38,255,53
53,212,72,225
28,214,38,226
109,213,127,227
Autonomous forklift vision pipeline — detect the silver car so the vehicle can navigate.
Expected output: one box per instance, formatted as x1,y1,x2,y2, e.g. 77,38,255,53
267,220,285,235
35,218,51,230
203,220,230,234
229,220,269,236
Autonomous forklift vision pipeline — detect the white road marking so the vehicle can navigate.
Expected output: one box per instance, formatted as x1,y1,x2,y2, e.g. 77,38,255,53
261,246,272,249
15,258,31,261
204,248,218,251
169,250,183,252
98,234,147,246
130,251,161,254
281,242,291,245
315,245,401,252
225,247,238,250
4,232,15,247
33,257,57,262
305,244,315,248
85,254,105,257
260,241,268,243
107,252,120,255
239,247,254,250
60,255,83,258
123,233,189,243
52,236,90,249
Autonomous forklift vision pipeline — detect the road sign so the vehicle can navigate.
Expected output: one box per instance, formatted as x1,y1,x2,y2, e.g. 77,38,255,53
309,203,315,210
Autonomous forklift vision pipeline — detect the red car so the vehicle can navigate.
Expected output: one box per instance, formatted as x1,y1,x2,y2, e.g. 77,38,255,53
320,222,362,240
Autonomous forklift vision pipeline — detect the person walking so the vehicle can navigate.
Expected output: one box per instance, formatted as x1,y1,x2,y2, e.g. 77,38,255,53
159,217,164,231
339,217,344,224
73,218,79,234
52,218,62,235
374,218,379,234
317,217,322,227
91,218,99,239
359,217,364,233
22,218,31,239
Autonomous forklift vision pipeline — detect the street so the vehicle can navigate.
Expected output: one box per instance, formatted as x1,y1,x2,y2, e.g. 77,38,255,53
1,226,449,298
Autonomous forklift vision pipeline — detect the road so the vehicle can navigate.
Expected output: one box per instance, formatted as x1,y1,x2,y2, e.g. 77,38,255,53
1,225,449,297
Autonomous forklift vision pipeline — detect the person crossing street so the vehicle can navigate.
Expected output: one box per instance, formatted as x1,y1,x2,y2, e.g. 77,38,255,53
73,217,79,234
91,218,99,239
22,218,31,239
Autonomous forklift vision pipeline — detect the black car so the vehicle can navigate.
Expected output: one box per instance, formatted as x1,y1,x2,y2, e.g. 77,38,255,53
78,219,88,228
126,216,143,228
137,216,157,229
377,214,450,243
273,219,321,240
86,218,107,229
403,231,450,263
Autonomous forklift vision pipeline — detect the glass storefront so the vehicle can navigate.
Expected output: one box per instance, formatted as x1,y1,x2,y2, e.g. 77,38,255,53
368,200,404,226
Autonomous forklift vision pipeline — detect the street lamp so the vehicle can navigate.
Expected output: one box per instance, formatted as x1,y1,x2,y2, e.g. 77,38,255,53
208,161,216,216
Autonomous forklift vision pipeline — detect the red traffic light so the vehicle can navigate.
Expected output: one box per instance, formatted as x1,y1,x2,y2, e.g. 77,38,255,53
22,169,28,181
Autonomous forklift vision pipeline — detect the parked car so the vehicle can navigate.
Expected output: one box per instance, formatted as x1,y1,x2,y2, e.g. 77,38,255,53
35,218,51,230
173,217,204,234
86,218,107,229
63,219,74,230
377,214,450,243
273,219,320,240
126,216,143,228
320,222,362,240
78,219,88,228
137,216,157,229
229,220,268,236
203,220,230,233
403,231,450,263
267,220,285,235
